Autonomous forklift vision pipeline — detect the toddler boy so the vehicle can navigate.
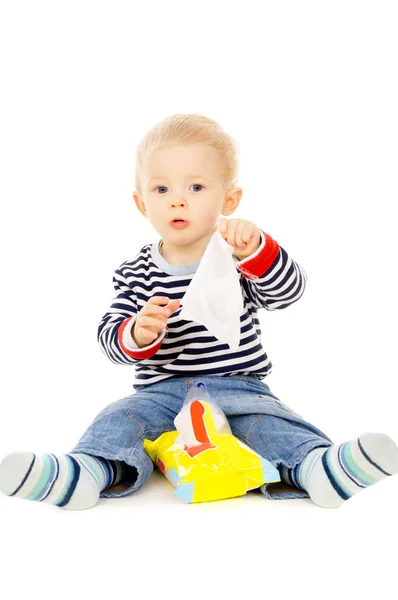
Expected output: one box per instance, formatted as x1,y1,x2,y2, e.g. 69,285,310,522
1,113,398,509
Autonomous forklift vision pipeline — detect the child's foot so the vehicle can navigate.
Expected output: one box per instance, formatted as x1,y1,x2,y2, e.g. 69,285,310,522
0,451,130,510
280,432,398,508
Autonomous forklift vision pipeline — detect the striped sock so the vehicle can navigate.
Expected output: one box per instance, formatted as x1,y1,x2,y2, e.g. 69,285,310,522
0,451,130,510
280,433,398,508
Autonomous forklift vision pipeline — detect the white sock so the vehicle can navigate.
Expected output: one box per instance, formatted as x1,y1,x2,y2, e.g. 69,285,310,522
280,433,398,508
0,451,129,510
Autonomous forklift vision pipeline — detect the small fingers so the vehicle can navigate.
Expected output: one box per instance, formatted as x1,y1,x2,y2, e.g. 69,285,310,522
148,296,169,305
235,221,246,248
139,315,167,329
225,219,238,247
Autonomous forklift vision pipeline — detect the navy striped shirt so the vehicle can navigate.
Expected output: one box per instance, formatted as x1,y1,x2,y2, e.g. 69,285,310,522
97,229,307,387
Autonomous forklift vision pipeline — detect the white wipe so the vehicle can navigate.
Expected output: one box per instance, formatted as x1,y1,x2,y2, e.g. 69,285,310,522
179,231,244,350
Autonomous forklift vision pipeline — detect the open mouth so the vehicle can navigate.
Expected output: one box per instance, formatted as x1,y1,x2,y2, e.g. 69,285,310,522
170,219,189,228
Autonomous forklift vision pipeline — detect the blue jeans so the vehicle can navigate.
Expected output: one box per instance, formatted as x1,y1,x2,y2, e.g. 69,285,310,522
68,375,334,500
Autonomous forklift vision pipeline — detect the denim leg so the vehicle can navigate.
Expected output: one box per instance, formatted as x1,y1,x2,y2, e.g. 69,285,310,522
228,412,334,500
67,390,179,498
176,375,335,500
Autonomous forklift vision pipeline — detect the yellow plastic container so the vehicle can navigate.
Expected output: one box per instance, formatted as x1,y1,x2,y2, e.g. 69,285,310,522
144,385,280,503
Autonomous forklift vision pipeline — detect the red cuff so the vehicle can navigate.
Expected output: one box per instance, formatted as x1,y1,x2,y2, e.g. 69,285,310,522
236,229,280,280
118,317,166,359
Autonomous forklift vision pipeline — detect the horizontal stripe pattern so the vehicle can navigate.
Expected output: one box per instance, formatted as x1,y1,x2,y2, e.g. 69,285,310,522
97,230,307,386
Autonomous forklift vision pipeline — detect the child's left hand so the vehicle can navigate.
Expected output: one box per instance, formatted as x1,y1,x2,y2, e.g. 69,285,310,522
217,218,261,260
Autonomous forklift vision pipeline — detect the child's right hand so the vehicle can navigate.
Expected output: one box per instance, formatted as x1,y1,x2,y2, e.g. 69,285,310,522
131,296,181,348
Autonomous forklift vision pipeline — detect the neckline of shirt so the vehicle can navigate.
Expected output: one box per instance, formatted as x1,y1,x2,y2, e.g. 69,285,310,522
150,240,200,275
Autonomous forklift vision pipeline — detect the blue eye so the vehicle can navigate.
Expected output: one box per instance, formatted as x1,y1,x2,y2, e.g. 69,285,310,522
154,184,204,194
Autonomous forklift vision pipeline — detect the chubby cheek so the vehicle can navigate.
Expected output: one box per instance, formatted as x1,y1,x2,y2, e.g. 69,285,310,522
199,203,221,229
145,202,165,227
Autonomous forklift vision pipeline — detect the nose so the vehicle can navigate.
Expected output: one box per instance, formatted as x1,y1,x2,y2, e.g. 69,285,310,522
168,195,187,209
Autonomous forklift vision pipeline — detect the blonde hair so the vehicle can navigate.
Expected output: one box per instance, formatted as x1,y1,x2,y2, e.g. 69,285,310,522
134,113,240,194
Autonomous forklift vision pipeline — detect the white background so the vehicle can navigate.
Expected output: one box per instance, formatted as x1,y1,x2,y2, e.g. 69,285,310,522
0,1,397,598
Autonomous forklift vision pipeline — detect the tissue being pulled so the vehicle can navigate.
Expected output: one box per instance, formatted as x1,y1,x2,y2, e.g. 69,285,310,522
179,231,244,350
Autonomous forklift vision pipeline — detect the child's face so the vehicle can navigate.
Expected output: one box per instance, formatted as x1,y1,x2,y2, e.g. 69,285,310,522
133,143,242,261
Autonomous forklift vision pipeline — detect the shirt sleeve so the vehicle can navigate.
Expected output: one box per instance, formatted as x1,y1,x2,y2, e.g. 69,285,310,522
235,229,308,310
97,263,167,364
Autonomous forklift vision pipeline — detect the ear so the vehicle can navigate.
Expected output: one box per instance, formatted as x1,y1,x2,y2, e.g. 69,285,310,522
132,191,148,219
221,187,243,216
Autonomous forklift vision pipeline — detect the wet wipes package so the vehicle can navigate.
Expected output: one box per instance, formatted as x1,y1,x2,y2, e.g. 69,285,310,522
179,231,244,350
143,381,281,503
